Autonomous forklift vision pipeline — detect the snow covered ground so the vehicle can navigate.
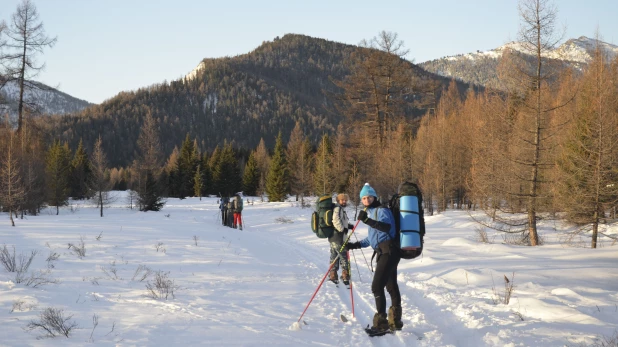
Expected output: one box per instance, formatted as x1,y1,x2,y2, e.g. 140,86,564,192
1,192,617,346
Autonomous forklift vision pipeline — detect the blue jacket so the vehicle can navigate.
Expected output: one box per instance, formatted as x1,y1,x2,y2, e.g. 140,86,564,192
358,206,396,250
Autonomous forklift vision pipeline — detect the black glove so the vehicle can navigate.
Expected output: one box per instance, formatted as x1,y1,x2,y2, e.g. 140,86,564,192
347,223,354,230
357,210,369,223
346,242,361,251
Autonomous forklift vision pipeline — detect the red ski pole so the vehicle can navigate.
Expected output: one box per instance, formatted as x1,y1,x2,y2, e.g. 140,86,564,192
297,219,362,323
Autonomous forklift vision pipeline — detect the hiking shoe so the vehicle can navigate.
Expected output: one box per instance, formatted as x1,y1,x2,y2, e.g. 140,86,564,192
329,271,338,283
388,306,403,331
341,269,350,282
372,312,389,331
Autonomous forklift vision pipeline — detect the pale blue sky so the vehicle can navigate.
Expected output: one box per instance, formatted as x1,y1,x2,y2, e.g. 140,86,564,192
1,0,616,104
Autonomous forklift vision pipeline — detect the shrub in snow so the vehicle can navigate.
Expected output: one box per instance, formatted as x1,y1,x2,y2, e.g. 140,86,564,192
0,245,37,278
68,236,86,258
145,271,177,300
26,307,78,338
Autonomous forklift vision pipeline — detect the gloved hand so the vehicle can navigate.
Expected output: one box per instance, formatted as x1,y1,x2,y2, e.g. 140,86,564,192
346,242,361,251
357,210,369,223
347,223,354,230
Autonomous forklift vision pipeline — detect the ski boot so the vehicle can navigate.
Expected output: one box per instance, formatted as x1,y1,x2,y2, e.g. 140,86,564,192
365,312,390,336
329,270,339,284
388,306,404,331
341,269,350,286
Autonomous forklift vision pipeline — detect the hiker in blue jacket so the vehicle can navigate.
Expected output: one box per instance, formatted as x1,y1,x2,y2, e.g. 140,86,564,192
346,183,403,333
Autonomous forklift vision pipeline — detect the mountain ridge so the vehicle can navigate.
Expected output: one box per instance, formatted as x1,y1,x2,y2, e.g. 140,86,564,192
419,36,618,88
46,33,470,167
0,80,92,121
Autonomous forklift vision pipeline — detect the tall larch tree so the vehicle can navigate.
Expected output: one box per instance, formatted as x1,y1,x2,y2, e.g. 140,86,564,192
136,111,165,211
91,135,111,217
0,129,24,226
5,0,57,132
313,134,334,195
555,41,618,248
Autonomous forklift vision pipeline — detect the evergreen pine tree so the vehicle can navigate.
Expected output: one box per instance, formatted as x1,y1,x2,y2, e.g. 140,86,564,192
138,171,165,212
242,151,259,196
194,164,203,200
266,132,288,201
213,143,241,196
70,139,93,199
176,134,195,199
200,153,212,196
45,140,71,215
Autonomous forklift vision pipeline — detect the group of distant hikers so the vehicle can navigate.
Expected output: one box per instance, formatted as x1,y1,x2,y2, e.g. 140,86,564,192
218,194,244,230
310,182,426,336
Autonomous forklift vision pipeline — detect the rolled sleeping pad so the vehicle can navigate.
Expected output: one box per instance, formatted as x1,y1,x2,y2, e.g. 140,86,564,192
399,196,422,250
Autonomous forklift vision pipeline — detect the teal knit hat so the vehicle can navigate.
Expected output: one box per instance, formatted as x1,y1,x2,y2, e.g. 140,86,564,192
359,183,377,199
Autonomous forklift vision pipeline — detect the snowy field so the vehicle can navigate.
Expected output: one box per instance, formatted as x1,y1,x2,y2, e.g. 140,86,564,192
1,192,617,346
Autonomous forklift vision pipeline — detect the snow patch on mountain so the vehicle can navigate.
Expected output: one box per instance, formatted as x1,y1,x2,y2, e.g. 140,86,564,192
0,80,91,121
184,61,206,81
440,36,618,65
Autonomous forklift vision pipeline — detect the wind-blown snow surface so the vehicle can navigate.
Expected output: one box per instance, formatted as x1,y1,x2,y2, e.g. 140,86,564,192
1,193,617,346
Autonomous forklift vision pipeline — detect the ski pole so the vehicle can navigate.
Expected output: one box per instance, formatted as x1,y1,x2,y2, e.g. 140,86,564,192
297,217,363,323
347,249,354,318
350,248,362,282
354,232,372,273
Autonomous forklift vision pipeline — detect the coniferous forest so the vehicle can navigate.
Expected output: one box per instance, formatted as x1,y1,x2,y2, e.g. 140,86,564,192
0,0,616,249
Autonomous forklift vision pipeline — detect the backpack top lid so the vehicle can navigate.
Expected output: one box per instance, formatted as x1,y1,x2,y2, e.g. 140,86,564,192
398,182,421,196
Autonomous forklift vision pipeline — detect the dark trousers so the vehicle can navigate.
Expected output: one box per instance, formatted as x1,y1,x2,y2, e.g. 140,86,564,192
371,252,401,314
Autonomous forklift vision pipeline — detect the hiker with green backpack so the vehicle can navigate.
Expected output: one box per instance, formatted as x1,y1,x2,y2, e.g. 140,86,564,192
345,183,403,335
329,193,355,285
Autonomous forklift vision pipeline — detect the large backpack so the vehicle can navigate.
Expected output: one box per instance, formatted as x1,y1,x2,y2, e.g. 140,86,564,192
311,195,335,239
389,182,425,260
234,196,243,212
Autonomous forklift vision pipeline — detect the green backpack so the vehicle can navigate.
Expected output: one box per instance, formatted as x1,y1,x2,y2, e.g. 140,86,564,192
311,195,335,238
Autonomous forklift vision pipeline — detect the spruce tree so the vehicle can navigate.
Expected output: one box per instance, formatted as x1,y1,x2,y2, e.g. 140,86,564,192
200,153,212,196
70,139,93,200
194,164,203,200
138,171,165,212
242,151,259,196
266,132,288,202
176,134,195,199
213,143,241,196
45,140,71,215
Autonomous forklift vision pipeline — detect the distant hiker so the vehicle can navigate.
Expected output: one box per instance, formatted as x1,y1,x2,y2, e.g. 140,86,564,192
232,194,244,230
329,193,354,285
219,197,229,226
346,183,403,334
226,197,234,227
